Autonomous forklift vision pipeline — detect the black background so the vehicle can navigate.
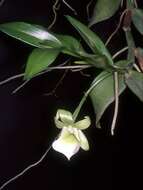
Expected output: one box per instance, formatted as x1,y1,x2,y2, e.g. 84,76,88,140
0,0,143,190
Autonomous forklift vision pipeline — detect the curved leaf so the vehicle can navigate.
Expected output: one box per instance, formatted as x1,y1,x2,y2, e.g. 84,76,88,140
66,16,113,68
24,48,59,79
134,48,143,72
0,22,61,48
55,34,85,57
125,70,143,102
132,8,143,35
89,0,121,26
124,30,135,62
90,71,126,127
114,60,132,70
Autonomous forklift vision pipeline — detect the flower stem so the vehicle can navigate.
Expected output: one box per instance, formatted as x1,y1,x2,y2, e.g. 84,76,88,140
73,72,111,121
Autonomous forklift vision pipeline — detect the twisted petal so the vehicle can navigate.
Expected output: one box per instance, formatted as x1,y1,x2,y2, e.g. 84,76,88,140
77,130,89,151
72,128,89,151
54,118,65,129
55,109,73,127
52,127,80,160
74,116,91,130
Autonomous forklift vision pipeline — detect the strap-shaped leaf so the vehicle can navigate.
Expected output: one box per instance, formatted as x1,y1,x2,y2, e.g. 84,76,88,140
89,0,121,26
134,48,143,71
90,71,126,127
81,54,110,69
66,16,113,67
0,22,61,48
125,70,143,102
24,48,59,79
114,60,132,70
124,30,135,62
132,8,143,35
54,34,85,57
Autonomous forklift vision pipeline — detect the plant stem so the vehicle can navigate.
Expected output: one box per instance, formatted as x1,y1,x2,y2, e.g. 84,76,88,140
105,9,128,46
48,0,60,30
134,0,138,8
73,72,111,121
0,63,91,88
12,80,30,94
10,66,91,93
48,65,92,70
0,73,24,86
124,1,136,62
86,0,93,21
44,69,68,96
133,63,141,72
62,0,77,15
124,29,135,62
112,46,128,59
111,72,119,135
0,145,52,190
127,0,134,9
0,0,5,6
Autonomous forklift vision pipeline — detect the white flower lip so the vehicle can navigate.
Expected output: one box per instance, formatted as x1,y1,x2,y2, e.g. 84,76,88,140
52,128,80,160
52,109,91,160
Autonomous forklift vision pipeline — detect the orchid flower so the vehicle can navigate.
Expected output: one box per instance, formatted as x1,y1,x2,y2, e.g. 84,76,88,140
52,109,91,160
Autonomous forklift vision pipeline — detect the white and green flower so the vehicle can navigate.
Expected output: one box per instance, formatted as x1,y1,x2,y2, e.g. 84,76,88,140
52,109,91,160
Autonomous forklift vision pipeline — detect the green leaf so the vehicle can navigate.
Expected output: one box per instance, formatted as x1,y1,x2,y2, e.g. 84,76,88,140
66,16,114,68
90,71,126,127
114,60,132,70
124,30,135,62
125,70,143,102
0,22,61,48
132,8,143,35
24,48,59,79
134,47,143,72
89,0,121,26
54,34,85,57
127,0,135,9
80,54,110,69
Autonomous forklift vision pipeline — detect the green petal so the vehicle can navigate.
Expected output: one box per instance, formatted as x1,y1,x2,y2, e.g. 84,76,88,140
55,109,74,125
54,118,65,129
75,130,89,151
74,116,91,130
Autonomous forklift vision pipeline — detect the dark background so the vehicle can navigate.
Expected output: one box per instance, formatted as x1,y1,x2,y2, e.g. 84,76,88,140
0,0,142,189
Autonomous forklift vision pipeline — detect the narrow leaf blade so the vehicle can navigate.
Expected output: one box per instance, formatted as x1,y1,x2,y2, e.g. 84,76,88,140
24,48,59,79
134,48,143,72
132,8,143,35
66,16,113,67
125,70,143,102
55,34,85,57
90,0,121,26
0,22,61,48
